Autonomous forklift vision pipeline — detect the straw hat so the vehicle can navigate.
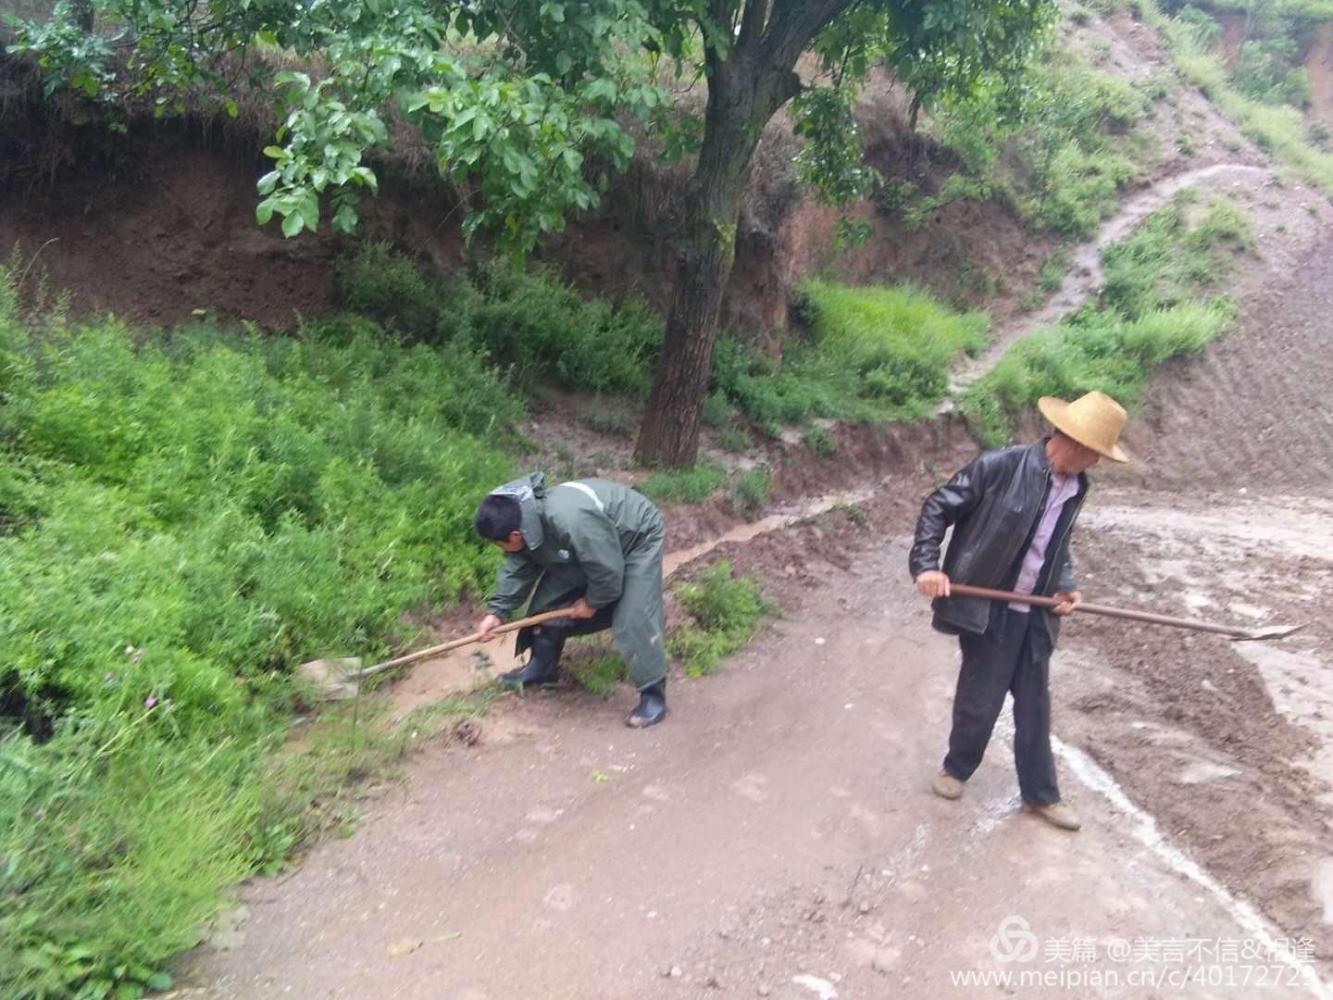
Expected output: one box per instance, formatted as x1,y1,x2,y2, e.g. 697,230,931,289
1037,391,1129,463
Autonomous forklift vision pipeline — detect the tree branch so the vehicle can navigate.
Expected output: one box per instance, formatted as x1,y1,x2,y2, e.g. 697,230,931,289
764,0,859,65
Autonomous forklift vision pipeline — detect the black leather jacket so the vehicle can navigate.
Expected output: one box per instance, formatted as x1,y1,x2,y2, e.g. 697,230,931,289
909,439,1086,640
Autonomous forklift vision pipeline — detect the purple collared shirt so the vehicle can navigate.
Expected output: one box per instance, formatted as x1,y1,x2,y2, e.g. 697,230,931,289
1010,472,1080,612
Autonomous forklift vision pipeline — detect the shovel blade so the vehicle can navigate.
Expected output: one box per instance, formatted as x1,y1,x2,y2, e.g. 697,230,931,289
296,656,364,700
1229,624,1306,642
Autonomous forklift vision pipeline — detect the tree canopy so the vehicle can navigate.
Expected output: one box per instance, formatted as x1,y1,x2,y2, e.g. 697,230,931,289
8,0,1058,464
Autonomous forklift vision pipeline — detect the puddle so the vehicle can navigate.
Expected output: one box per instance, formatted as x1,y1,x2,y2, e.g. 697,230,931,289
387,487,880,717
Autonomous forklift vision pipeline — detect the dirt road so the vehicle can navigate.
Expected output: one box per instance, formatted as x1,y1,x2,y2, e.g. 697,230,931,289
186,48,1333,998
186,514,1329,998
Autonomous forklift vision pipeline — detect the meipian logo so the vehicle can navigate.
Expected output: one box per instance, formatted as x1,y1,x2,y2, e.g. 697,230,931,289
989,915,1039,964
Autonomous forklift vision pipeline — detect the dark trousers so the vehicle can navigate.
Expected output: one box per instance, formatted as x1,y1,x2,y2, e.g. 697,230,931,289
943,606,1061,805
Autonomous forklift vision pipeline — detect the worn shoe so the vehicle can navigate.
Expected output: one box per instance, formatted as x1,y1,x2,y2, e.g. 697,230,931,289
931,771,965,800
627,681,667,728
1027,801,1081,832
497,626,565,689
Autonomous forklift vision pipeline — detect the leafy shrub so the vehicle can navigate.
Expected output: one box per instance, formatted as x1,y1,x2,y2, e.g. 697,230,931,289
334,246,663,396
668,561,773,677
716,423,754,453
1233,38,1311,109
334,242,441,340
0,279,521,997
700,389,734,428
464,262,662,395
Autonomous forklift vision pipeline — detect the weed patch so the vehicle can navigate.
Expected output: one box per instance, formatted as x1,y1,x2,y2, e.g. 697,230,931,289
713,283,986,432
336,246,664,396
0,272,519,998
640,463,726,504
668,561,774,677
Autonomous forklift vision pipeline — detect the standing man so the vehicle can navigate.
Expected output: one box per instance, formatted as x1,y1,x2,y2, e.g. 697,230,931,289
473,472,668,728
909,391,1129,831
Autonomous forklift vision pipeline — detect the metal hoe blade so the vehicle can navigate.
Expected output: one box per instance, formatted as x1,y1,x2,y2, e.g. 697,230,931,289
1230,623,1307,643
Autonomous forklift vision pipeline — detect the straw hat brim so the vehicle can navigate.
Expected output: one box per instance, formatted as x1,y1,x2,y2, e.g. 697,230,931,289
1038,396,1129,463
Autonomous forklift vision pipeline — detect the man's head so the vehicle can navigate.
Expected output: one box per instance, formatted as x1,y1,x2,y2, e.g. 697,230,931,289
475,493,525,553
1037,391,1129,475
1047,431,1104,476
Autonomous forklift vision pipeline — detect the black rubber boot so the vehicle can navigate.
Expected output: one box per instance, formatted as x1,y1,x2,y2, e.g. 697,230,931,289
497,626,566,689
627,680,667,728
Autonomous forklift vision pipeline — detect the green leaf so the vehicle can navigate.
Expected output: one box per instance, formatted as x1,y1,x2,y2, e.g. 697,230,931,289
299,191,320,232
585,78,617,103
351,166,378,193
255,200,275,226
281,211,304,238
146,972,173,991
224,98,239,119
262,145,286,160
332,202,358,232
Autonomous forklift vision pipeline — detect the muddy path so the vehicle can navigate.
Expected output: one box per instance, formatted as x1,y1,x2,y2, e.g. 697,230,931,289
183,507,1331,999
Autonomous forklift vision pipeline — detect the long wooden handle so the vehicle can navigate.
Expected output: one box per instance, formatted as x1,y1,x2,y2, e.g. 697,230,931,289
945,584,1255,639
352,607,580,679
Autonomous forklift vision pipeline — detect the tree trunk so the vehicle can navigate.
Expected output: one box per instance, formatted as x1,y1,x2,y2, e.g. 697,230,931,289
635,54,799,468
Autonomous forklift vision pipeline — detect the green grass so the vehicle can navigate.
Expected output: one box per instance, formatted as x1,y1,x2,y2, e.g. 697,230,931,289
0,271,521,997
336,245,664,396
731,467,772,519
667,561,774,677
338,248,988,441
1148,2,1333,192
564,645,627,696
640,463,727,504
712,282,987,432
926,47,1159,238
802,425,836,456
962,193,1248,445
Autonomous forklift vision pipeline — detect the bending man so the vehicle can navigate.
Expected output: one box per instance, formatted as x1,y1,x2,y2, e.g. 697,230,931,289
909,391,1129,831
474,472,668,728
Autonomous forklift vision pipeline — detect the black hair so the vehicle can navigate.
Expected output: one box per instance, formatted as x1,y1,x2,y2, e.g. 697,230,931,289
474,493,522,541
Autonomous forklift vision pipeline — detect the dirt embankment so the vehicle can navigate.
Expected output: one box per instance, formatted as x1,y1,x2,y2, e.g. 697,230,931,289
0,1,1276,346
0,51,1023,342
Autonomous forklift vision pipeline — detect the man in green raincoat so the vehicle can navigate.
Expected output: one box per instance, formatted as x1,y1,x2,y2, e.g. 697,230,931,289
473,472,668,728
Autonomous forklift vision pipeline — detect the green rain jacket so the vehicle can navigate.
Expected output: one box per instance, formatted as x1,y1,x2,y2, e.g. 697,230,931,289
484,473,667,688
